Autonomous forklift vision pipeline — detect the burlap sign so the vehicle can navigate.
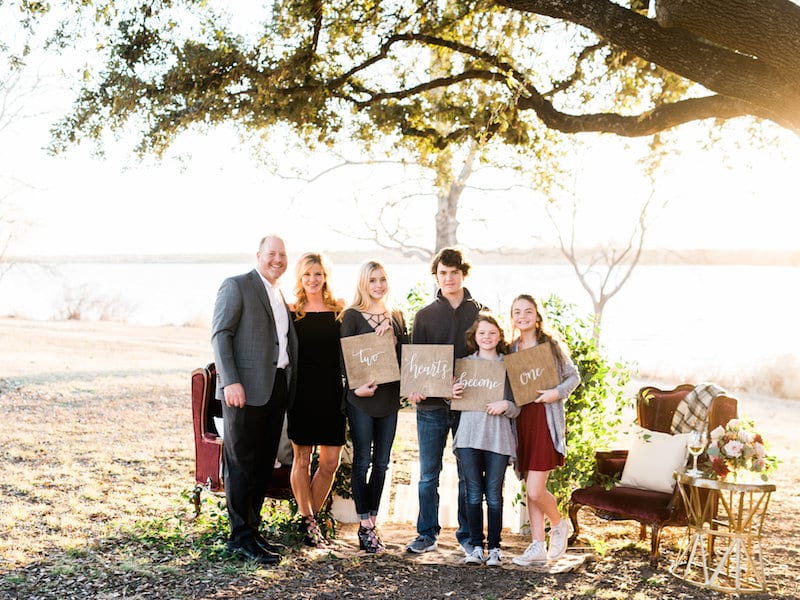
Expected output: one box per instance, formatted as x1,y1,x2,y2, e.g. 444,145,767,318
450,358,506,411
399,344,454,398
340,332,400,389
504,343,560,406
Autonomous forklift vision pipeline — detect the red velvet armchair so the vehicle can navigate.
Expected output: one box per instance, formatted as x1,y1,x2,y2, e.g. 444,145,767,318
568,384,738,566
191,363,292,514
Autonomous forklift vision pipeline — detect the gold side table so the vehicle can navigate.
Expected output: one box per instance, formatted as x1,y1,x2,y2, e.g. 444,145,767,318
670,471,775,594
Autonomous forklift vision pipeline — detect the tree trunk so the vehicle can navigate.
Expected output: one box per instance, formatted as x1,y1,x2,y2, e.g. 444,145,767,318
433,142,478,251
434,193,458,252
592,298,607,345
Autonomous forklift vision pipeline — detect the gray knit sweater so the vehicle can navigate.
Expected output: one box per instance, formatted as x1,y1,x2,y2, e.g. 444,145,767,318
452,353,521,459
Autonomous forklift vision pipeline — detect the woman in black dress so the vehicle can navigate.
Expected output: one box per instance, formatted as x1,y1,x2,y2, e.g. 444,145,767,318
340,260,407,552
287,252,345,547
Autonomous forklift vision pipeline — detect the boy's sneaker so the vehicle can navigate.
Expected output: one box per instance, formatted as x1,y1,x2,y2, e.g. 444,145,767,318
405,535,437,553
512,540,547,566
486,547,502,567
547,519,570,561
459,540,474,557
464,546,484,565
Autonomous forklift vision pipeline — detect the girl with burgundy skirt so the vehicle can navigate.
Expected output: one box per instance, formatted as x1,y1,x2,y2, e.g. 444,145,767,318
509,294,580,566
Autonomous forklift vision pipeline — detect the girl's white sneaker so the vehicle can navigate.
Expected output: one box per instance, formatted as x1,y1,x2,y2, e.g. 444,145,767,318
512,540,546,566
486,547,502,567
547,519,570,561
464,546,485,565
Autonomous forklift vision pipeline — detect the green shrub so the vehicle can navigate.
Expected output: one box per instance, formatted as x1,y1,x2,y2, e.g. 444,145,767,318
399,281,431,335
542,295,632,510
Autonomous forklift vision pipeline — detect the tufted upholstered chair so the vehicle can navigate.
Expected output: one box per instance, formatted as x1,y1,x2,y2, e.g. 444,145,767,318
190,363,292,514
568,384,738,567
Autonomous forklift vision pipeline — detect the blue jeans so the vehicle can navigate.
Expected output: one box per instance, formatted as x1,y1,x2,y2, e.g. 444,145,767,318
346,402,398,520
416,408,469,544
455,447,509,549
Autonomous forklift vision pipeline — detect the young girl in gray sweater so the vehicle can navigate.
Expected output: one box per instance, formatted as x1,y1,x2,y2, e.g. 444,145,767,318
451,311,520,567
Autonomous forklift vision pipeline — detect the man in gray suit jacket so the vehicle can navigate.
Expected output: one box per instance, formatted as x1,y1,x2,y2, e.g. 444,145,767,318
211,234,298,565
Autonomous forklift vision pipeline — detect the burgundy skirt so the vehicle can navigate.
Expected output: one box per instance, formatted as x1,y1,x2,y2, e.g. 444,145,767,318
516,401,564,473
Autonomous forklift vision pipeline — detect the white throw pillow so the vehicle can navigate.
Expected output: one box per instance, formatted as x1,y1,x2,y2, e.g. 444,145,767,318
213,416,224,439
618,426,692,493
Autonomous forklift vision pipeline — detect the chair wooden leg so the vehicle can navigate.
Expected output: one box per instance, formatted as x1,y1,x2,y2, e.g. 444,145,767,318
708,520,717,557
191,485,203,518
649,523,662,568
567,500,582,543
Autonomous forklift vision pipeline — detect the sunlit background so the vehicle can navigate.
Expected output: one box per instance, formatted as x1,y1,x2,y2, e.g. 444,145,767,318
1,4,799,401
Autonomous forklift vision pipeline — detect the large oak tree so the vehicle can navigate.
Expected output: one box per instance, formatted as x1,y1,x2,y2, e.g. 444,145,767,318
26,0,775,340
44,0,800,160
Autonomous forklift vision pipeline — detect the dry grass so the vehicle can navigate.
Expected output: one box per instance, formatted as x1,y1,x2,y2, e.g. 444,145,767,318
1,383,190,564
636,351,800,401
1,318,798,599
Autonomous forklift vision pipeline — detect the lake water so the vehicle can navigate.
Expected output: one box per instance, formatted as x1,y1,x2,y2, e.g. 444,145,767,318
2,261,798,384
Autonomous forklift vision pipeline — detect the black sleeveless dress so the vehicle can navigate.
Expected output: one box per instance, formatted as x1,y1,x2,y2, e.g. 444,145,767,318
287,311,346,446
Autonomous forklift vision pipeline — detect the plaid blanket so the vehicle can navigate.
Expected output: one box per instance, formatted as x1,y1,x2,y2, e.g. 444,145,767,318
670,382,727,433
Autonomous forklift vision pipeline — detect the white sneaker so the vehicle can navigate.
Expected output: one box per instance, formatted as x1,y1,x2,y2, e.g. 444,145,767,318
547,519,570,561
512,540,547,566
459,540,474,557
464,546,484,565
486,547,502,567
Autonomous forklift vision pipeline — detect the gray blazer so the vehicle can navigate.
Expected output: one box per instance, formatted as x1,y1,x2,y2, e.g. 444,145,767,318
211,268,298,406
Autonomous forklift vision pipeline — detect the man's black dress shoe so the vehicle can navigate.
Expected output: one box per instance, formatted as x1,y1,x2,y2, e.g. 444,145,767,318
255,533,286,555
227,540,280,565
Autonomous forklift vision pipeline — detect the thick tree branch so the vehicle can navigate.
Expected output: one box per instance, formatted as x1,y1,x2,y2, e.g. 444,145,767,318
321,31,773,137
50,0,800,157
657,0,800,88
497,0,800,132
517,93,759,136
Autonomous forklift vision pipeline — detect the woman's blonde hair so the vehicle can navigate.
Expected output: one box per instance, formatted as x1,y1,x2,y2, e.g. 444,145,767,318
347,260,395,313
292,252,342,320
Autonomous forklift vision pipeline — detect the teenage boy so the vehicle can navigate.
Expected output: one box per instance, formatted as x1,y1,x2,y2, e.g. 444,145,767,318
405,247,484,555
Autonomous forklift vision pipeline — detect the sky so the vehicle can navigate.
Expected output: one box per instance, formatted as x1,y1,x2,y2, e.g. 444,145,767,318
3,13,800,260
6,119,797,260
5,106,799,259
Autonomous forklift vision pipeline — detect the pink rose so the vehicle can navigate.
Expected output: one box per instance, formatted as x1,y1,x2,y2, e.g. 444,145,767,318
738,429,755,444
723,439,744,458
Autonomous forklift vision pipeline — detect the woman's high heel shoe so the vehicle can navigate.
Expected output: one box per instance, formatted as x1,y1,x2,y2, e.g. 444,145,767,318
357,525,385,553
300,516,326,548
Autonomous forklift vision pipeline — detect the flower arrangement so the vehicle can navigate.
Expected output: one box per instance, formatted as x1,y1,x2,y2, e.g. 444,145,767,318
705,419,777,481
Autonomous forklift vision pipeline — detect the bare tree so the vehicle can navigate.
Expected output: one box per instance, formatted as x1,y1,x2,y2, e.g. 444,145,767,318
545,138,669,344
547,194,651,345
0,14,55,283
0,201,17,284
349,197,435,262
0,67,29,283
349,142,481,257
273,139,490,259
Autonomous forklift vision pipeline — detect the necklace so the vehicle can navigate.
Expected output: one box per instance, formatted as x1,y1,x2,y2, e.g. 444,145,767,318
362,311,388,329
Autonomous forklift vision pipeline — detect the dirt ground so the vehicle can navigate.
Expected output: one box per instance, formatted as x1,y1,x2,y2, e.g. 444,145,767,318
1,317,798,599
